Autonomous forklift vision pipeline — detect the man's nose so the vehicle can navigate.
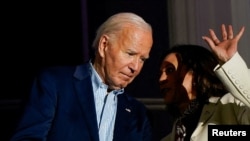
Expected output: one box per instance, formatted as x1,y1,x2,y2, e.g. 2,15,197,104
129,58,141,73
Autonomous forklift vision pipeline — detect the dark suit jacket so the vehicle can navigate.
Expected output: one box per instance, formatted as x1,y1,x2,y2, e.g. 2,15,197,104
10,63,152,141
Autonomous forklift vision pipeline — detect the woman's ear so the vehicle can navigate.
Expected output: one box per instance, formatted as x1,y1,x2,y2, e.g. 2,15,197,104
98,35,109,58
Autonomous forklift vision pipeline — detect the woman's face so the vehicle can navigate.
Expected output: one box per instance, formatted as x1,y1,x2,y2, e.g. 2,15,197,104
159,53,194,105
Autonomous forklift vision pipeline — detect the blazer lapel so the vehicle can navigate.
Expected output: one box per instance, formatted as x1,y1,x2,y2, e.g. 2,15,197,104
191,97,219,140
113,94,133,141
74,64,99,141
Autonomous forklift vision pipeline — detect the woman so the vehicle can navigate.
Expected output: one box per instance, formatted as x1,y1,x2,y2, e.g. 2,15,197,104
159,24,250,141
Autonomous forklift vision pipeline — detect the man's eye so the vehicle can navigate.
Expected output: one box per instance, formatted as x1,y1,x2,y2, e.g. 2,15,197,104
140,58,147,62
127,52,135,56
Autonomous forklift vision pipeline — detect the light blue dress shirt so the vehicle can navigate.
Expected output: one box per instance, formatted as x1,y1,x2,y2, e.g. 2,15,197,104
89,62,124,141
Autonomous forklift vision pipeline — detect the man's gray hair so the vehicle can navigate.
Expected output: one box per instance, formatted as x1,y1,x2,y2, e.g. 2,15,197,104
91,12,152,50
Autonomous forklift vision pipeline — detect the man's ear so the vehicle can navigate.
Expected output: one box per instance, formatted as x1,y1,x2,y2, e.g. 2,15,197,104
98,35,109,58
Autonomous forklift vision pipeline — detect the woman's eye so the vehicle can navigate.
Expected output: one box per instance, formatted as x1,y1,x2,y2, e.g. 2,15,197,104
166,67,175,74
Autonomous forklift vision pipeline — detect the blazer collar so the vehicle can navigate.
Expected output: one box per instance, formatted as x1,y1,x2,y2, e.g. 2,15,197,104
191,97,220,140
73,63,135,141
74,63,99,141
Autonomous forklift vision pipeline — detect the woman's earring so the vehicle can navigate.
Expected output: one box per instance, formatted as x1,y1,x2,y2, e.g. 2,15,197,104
192,82,196,87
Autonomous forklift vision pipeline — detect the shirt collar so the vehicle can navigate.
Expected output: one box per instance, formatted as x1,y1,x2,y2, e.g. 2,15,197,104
89,61,124,95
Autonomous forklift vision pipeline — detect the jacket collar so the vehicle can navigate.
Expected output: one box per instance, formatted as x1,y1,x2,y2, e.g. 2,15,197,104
74,63,99,141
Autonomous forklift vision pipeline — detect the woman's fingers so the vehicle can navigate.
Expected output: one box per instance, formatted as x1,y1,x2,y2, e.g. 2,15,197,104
228,25,233,39
221,24,228,41
235,26,245,41
209,29,220,45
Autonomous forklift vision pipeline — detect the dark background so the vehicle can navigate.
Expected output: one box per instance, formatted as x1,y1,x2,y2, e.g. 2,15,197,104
2,0,170,140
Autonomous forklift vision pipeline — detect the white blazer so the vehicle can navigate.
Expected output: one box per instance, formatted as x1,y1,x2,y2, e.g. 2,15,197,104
161,52,250,141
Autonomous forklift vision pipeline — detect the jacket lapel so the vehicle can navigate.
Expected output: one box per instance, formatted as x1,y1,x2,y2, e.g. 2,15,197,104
191,97,219,140
74,64,99,141
113,94,133,141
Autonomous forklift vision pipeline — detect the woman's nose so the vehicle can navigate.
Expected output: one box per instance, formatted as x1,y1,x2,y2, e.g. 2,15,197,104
159,72,167,82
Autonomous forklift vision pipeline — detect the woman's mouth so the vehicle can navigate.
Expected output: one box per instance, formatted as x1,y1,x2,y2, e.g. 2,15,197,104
160,88,170,95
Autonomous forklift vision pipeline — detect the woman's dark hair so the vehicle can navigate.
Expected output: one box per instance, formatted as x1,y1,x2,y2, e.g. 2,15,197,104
160,44,228,100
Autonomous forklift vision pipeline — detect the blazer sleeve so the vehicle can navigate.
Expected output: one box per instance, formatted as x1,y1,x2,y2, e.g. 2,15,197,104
10,68,57,141
214,52,250,107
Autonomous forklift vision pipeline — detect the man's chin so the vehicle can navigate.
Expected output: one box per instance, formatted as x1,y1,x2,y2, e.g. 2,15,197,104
111,79,133,89
110,84,127,90
120,80,133,87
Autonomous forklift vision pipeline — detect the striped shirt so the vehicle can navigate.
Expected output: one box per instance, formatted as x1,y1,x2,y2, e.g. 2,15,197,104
89,62,124,141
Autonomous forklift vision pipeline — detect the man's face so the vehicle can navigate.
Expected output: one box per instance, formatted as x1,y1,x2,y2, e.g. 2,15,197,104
100,27,153,90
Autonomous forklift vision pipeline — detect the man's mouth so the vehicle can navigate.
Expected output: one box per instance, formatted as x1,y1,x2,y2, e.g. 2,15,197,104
121,73,133,80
